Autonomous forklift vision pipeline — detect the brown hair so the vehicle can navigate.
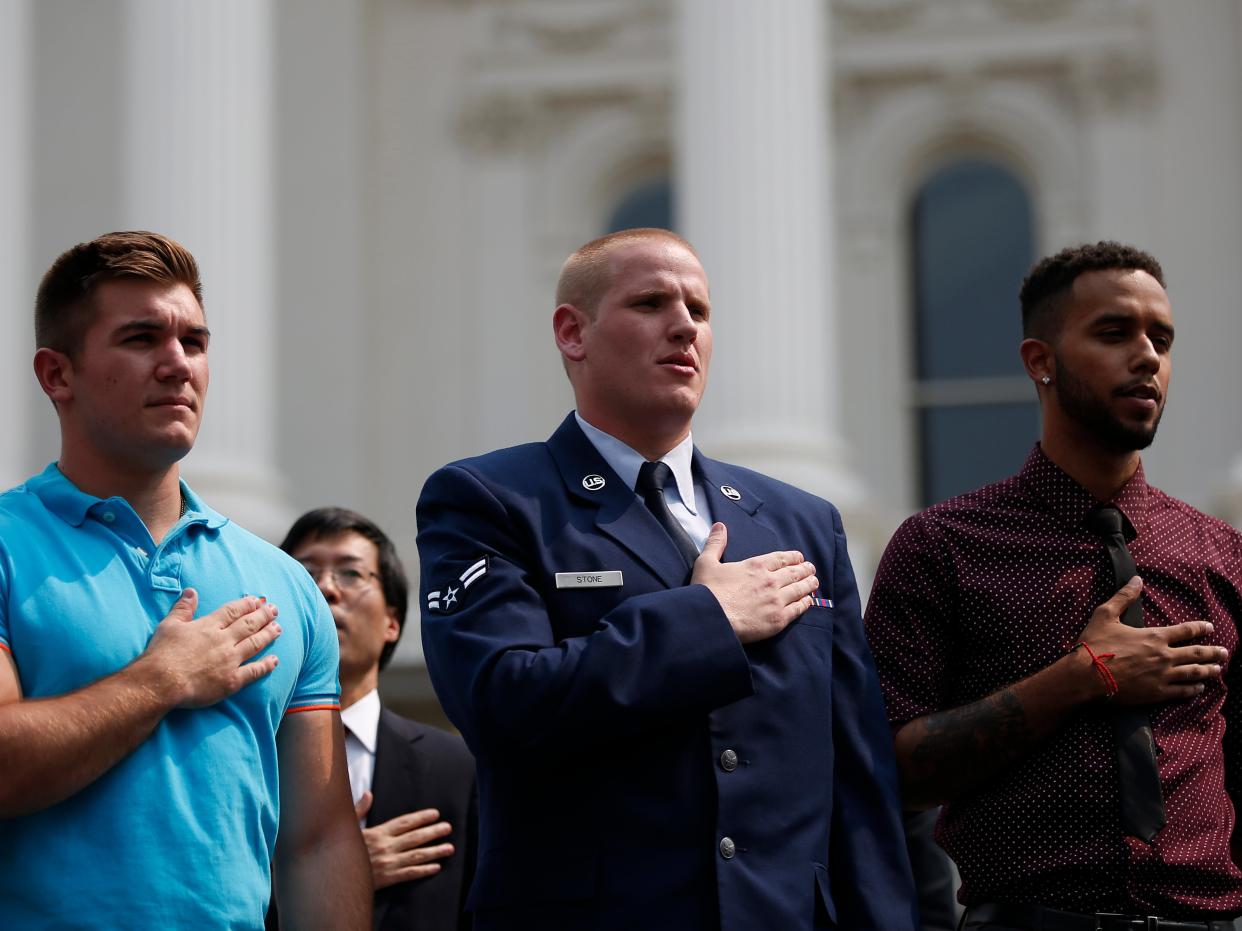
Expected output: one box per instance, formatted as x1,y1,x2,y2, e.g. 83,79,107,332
35,230,203,357
556,227,697,317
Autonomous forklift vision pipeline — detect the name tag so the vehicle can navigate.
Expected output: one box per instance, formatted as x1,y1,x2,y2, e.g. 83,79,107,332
555,571,624,589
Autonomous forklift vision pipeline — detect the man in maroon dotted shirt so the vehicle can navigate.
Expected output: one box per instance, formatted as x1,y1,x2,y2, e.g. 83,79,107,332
866,241,1242,930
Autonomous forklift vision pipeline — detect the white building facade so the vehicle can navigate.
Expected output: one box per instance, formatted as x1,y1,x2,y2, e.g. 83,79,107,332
8,0,1242,714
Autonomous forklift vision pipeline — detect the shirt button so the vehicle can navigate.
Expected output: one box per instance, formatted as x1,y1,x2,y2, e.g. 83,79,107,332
719,837,736,860
720,749,738,772
101,512,115,524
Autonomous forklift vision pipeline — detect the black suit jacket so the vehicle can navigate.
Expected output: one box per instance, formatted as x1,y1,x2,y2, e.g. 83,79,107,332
265,708,478,931
370,707,478,931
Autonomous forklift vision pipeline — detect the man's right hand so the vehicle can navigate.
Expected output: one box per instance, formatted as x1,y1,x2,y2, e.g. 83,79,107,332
139,589,282,708
1078,576,1227,704
691,522,819,644
353,792,456,889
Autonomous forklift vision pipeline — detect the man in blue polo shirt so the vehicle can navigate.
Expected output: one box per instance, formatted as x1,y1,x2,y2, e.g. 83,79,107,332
0,231,371,929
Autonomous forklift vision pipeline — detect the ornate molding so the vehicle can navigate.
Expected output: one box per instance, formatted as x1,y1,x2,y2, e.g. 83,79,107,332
834,0,1155,39
989,0,1076,22
457,91,549,154
834,0,924,33
1069,48,1159,115
472,0,668,62
457,85,671,157
501,9,629,55
456,1,673,156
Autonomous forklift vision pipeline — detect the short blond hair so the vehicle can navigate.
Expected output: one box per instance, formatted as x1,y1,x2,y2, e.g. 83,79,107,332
556,228,697,317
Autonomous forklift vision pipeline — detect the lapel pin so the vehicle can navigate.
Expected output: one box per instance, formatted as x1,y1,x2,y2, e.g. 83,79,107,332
720,485,741,501
582,474,606,491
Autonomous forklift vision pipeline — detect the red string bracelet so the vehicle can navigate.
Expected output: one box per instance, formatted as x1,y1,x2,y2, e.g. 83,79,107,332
1073,641,1118,698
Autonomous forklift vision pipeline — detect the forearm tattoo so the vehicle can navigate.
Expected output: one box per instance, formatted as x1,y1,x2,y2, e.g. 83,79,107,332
907,688,1032,793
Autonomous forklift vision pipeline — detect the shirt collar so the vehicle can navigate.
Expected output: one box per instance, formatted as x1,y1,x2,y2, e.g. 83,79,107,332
26,462,228,531
340,688,381,754
1017,444,1150,539
574,412,700,515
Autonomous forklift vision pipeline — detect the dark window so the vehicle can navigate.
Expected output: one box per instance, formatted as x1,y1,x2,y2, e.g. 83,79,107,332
604,177,675,233
911,159,1038,504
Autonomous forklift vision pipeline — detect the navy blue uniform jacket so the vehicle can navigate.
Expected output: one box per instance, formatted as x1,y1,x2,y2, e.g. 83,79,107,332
416,415,916,931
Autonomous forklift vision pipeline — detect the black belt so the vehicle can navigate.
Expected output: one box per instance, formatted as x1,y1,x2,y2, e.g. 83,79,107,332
964,902,1242,931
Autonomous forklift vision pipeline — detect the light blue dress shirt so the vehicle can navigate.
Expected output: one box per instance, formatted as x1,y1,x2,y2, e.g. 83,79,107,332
574,412,713,551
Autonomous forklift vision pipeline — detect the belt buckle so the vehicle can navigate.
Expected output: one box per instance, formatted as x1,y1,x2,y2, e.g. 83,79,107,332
1089,914,1149,931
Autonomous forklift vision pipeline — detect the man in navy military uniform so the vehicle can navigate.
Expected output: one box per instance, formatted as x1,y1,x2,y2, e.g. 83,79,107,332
416,228,916,930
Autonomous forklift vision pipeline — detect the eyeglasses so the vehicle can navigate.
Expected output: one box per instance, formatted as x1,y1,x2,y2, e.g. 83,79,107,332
302,565,380,593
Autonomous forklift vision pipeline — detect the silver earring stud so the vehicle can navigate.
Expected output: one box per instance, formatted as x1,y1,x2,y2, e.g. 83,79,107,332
1041,375,1051,385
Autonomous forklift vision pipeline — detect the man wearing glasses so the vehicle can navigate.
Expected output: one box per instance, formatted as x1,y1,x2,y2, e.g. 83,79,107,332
282,508,478,931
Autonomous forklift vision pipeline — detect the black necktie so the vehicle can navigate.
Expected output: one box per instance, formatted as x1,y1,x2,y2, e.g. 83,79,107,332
1085,505,1166,842
635,461,700,570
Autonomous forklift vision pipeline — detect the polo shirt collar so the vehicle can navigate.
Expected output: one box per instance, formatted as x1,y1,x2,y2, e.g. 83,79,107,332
574,412,700,515
178,482,229,529
27,462,229,531
1018,443,1150,539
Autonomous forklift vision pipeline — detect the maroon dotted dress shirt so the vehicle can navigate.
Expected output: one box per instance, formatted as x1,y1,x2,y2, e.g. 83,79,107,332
865,445,1242,917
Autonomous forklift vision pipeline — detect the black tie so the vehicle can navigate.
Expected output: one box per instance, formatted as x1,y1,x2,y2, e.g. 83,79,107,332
635,461,700,570
1085,505,1166,842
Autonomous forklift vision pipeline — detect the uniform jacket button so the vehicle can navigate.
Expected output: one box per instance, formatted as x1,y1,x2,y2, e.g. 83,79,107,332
720,749,738,772
719,836,736,859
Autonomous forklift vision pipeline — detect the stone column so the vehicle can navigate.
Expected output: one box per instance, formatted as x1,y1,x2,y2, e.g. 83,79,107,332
1220,8,1242,530
1,0,31,489
119,0,289,538
675,1,866,512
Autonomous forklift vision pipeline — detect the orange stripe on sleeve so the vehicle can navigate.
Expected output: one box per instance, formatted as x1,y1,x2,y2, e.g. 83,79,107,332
0,641,11,655
285,703,340,716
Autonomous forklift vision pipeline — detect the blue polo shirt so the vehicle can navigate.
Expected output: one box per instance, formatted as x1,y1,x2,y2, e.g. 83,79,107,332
0,463,340,930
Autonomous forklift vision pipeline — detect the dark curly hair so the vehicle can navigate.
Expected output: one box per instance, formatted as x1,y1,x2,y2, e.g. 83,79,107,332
1020,241,1165,340
280,507,409,672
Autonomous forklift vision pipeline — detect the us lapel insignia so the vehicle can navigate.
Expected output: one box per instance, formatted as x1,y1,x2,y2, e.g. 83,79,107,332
582,474,606,492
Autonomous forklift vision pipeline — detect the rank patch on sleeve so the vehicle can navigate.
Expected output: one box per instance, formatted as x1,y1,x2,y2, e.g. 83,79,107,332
426,556,489,614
